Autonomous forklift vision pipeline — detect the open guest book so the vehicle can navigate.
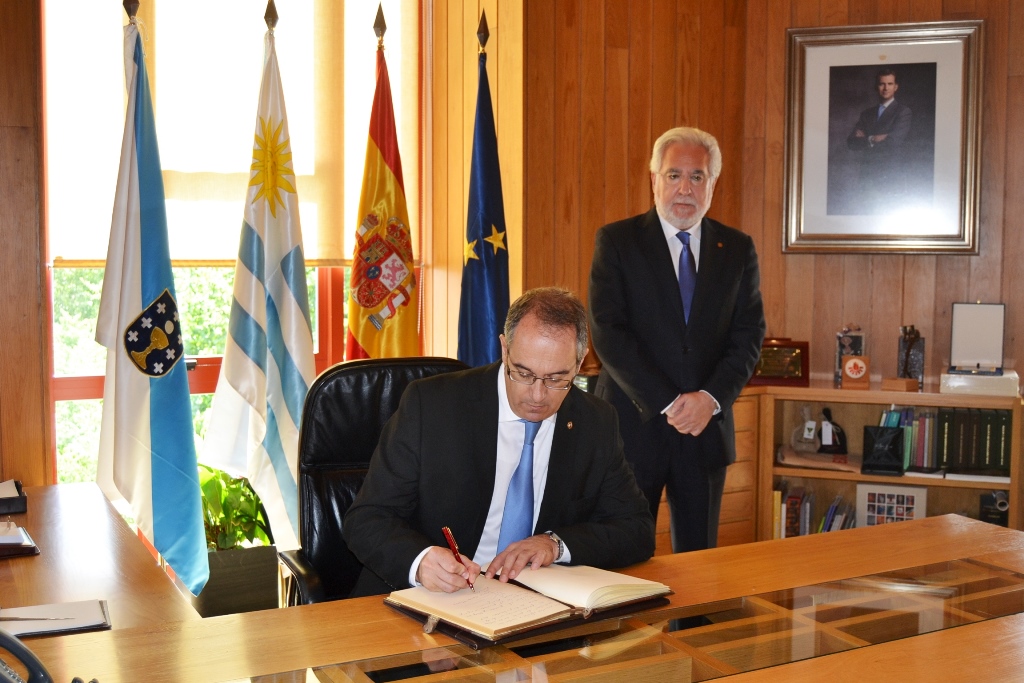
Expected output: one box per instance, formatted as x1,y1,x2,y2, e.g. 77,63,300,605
385,564,671,647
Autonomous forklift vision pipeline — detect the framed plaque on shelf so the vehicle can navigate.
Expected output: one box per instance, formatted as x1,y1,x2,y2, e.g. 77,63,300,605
749,338,809,387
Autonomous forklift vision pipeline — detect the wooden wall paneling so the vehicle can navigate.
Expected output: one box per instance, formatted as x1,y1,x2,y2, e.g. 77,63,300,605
821,0,851,26
626,0,653,217
496,0,525,302
719,0,747,229
842,254,872,341
1005,3,1024,367
1004,82,1024,367
910,0,943,21
931,254,970,369
554,0,582,292
423,0,448,356
577,1,605,298
523,0,555,291
602,0,630,226
847,0,878,25
811,255,845,375
649,0,675,159
741,1,774,332
442,0,466,355
902,256,937,361
970,0,1008,304
792,1,821,40
698,0,730,220
0,1,51,484
768,1,815,354
674,0,702,128
866,255,904,379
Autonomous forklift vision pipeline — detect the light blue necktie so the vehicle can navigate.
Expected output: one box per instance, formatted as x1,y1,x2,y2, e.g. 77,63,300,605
877,104,886,119
496,419,541,553
676,231,697,323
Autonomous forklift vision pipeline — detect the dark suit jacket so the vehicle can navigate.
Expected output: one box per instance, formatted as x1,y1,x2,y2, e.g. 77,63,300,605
846,100,912,154
343,363,656,597
588,208,766,470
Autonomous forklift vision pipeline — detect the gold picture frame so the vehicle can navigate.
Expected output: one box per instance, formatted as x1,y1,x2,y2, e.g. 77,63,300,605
783,21,984,253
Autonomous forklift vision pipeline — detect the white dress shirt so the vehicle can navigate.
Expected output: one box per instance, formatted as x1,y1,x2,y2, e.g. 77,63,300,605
408,364,568,585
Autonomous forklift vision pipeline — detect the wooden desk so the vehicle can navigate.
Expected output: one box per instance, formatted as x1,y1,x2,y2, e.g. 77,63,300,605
0,483,198,630
25,515,1024,682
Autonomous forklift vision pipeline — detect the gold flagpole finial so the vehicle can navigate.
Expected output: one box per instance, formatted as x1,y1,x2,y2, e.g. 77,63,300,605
265,0,279,30
477,10,489,54
374,3,387,49
123,0,140,20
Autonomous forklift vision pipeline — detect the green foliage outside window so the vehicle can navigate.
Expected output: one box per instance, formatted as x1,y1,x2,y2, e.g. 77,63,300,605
52,266,319,484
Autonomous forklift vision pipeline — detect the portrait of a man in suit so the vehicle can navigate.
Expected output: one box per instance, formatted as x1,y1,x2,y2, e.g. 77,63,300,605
826,63,937,216
588,127,766,554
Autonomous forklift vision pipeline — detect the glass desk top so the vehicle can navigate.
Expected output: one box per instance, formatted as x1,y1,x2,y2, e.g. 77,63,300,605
230,558,1024,682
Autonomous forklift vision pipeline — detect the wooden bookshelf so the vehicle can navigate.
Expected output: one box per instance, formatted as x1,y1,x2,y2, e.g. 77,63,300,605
750,382,1023,540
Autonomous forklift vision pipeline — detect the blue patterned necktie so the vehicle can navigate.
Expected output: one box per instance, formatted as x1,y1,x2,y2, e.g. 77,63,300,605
496,419,542,553
676,231,697,323
877,104,885,119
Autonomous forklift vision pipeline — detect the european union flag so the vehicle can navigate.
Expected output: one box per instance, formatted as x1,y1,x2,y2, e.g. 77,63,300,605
458,51,509,367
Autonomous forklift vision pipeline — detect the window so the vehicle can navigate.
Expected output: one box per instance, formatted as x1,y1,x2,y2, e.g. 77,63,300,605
45,0,421,482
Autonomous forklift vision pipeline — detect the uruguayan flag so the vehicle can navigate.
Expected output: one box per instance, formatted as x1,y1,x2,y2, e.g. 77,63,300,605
202,29,315,552
96,22,209,595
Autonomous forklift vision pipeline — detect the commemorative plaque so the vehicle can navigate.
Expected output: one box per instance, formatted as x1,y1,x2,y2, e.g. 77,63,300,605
749,338,809,387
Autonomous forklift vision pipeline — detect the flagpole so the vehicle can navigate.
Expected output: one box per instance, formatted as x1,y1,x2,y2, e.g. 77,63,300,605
123,0,139,20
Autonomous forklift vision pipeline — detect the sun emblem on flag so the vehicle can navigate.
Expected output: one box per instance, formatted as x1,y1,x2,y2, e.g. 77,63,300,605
249,116,296,218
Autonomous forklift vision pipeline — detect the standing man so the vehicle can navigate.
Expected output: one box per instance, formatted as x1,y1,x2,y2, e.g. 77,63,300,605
847,68,913,210
345,287,655,596
588,127,765,553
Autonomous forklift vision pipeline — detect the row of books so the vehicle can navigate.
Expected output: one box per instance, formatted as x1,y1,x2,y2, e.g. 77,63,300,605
771,485,853,538
879,406,1012,480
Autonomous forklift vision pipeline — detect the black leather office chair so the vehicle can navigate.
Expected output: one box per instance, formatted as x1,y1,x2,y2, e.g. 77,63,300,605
279,356,469,605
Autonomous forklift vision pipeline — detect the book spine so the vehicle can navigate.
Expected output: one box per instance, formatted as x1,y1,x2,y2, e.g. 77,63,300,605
968,408,981,470
996,409,1011,473
951,408,968,472
936,407,953,469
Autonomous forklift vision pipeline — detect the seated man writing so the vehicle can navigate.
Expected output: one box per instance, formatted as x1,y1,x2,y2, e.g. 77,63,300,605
344,287,655,596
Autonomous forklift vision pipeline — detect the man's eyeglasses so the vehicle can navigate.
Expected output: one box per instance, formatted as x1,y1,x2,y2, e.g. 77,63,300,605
505,362,573,391
656,171,709,187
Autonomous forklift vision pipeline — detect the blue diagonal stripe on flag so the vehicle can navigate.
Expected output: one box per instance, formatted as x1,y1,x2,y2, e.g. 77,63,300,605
96,22,209,595
201,29,314,552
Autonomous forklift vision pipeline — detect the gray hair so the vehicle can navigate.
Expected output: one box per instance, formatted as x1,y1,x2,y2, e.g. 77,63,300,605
649,126,722,180
504,287,589,365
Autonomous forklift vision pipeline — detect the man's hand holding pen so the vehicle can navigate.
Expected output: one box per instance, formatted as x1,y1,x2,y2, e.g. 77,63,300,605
416,546,481,593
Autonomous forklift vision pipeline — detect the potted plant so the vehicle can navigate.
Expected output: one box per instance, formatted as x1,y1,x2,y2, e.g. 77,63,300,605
181,465,280,617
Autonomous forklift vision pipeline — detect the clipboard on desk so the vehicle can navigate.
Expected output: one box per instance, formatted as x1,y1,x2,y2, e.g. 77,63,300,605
0,600,111,638
0,527,39,559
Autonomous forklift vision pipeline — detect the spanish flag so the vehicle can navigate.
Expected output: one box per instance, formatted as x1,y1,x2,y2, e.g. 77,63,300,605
346,45,419,359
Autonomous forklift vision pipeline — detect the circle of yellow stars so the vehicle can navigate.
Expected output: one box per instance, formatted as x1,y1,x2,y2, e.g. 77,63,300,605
464,224,507,266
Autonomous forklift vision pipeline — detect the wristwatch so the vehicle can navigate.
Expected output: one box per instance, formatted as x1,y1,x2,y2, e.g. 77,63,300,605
545,531,564,562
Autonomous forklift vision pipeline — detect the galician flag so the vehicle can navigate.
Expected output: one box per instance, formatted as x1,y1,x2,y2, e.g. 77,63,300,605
346,27,419,359
202,28,315,552
96,21,209,595
458,47,509,366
